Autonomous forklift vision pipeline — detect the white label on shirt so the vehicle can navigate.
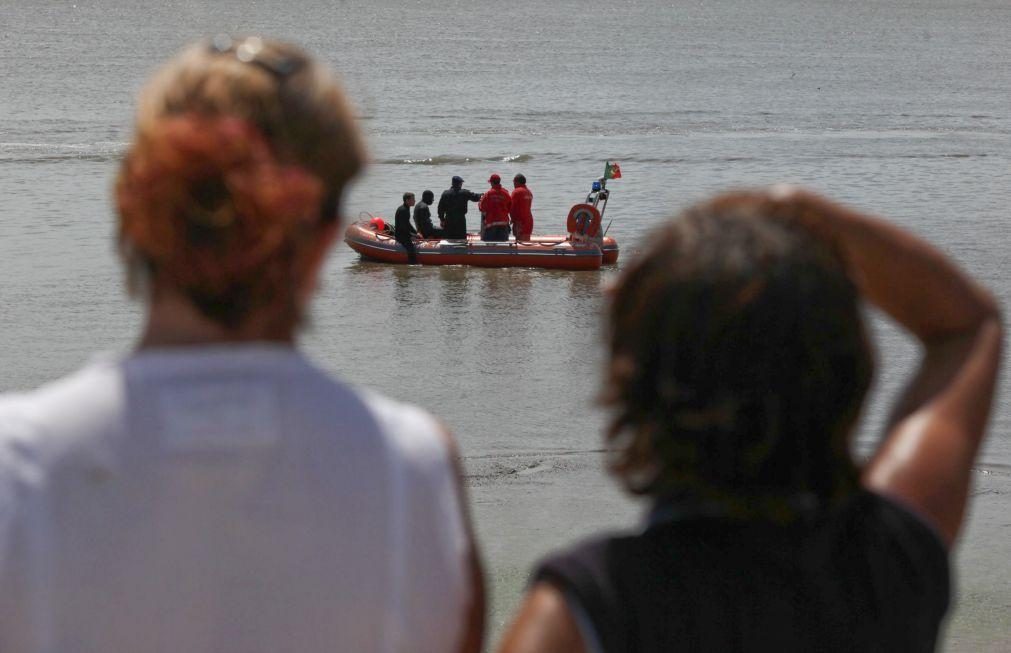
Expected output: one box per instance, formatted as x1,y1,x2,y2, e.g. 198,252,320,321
157,379,280,450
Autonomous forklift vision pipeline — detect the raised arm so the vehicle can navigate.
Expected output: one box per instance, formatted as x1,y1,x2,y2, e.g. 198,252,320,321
774,187,1003,546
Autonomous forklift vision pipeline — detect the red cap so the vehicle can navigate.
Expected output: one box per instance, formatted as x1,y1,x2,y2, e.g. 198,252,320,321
489,173,501,184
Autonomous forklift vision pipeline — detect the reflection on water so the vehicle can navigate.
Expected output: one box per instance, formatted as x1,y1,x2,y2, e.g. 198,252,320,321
567,271,605,303
344,258,394,286
437,266,474,339
391,266,435,309
333,254,613,453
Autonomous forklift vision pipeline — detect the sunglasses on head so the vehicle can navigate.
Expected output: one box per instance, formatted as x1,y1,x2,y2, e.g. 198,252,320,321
207,35,340,224
208,35,304,79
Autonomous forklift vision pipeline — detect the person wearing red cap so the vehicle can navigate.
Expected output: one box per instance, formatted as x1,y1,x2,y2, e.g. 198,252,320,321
479,173,512,241
510,173,534,241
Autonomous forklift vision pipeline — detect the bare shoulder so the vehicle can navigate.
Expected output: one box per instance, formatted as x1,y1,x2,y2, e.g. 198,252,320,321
497,581,587,653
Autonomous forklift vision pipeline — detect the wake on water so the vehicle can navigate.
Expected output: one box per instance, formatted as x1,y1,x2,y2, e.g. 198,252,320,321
379,153,534,165
0,142,127,165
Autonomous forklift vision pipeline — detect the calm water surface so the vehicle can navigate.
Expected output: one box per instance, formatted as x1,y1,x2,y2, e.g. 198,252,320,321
2,0,1009,648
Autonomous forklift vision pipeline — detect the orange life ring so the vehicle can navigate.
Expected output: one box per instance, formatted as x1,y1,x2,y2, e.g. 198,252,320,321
369,216,386,231
566,203,602,237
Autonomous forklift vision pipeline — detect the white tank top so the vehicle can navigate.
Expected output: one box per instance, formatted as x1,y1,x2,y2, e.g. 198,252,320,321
0,345,470,653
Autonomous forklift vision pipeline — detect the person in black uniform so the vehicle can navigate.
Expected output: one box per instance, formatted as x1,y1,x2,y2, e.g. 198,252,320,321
394,192,418,263
413,190,442,239
437,175,482,239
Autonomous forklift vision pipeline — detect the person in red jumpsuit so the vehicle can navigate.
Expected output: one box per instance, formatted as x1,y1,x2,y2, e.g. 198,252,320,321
479,173,512,241
510,173,534,241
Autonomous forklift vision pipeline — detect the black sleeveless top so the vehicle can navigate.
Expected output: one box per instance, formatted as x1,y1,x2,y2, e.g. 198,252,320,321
535,491,948,652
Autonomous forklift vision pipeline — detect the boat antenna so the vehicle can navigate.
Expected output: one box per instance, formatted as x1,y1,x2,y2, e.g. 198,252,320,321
594,177,611,223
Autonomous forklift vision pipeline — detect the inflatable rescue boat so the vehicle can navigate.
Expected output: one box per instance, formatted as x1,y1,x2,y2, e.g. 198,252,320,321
345,224,617,270
345,172,620,270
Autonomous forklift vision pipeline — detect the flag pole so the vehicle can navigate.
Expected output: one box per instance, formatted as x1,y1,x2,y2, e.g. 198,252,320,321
599,161,614,229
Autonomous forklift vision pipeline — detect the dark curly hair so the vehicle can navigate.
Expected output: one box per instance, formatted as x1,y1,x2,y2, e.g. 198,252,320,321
602,191,874,517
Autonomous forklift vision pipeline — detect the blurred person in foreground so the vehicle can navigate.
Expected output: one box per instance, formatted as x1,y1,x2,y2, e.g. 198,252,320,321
0,36,483,653
499,188,1002,652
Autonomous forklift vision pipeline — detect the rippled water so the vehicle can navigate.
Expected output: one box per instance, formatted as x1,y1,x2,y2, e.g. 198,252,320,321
2,0,1010,648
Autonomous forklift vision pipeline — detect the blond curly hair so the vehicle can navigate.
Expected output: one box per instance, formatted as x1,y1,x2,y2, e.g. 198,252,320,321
116,37,364,327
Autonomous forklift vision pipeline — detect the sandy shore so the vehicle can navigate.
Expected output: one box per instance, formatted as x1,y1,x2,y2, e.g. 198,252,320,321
943,467,1011,652
467,454,1011,651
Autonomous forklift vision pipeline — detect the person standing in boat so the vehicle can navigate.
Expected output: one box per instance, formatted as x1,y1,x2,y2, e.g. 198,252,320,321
510,174,534,241
395,191,419,263
414,189,442,239
479,173,512,242
438,175,482,239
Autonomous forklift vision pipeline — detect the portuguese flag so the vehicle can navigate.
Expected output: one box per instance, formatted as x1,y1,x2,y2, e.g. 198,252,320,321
604,161,622,179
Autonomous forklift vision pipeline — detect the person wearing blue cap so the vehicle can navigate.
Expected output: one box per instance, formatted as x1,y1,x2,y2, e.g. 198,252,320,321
438,175,482,239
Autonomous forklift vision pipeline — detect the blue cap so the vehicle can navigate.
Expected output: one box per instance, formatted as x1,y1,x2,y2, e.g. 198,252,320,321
452,175,464,184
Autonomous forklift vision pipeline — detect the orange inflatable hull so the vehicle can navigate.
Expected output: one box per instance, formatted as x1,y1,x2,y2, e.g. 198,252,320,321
344,220,619,270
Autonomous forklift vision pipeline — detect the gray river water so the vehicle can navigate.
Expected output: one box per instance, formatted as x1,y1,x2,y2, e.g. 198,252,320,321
2,0,1009,648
